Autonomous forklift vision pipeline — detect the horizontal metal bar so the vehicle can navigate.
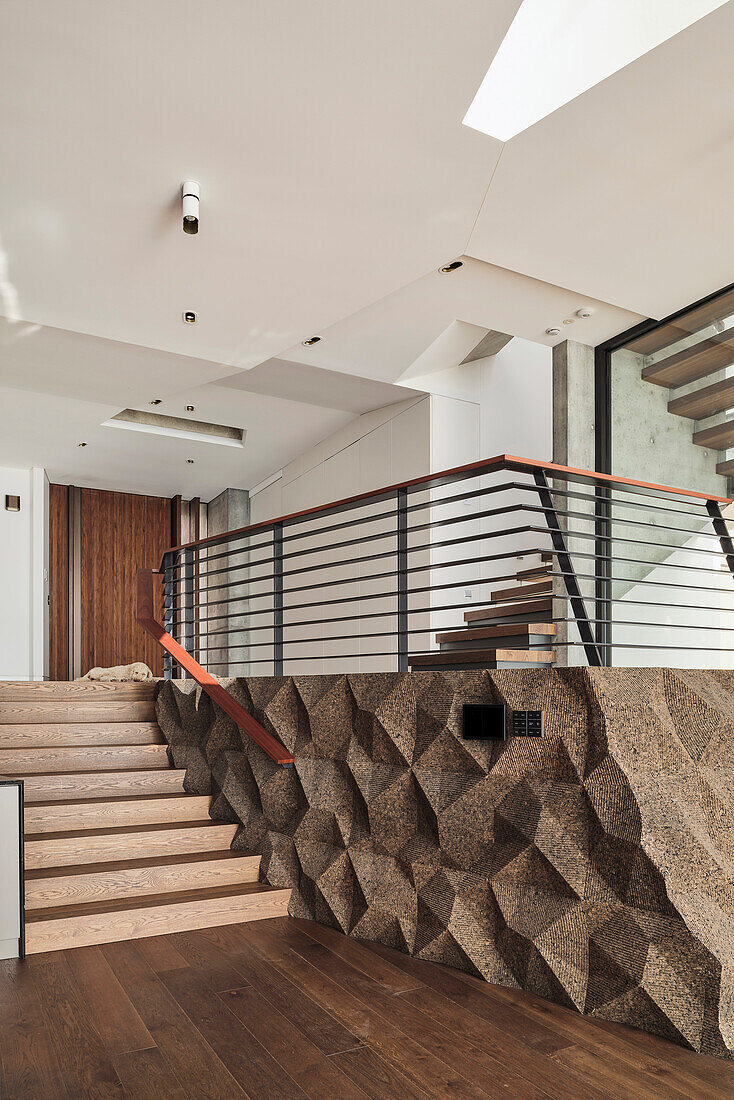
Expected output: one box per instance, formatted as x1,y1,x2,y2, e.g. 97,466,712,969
166,474,724,577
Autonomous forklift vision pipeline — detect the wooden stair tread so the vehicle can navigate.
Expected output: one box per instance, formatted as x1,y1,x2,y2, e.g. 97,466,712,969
464,598,552,623
435,623,556,644
0,722,163,746
490,580,552,601
0,701,156,723
25,848,248,880
692,418,734,450
0,681,157,700
25,881,279,922
409,649,556,665
25,818,228,842
667,375,734,420
24,792,212,833
514,565,551,579
716,457,734,475
641,339,734,388
26,792,195,809
22,769,187,803
0,743,170,773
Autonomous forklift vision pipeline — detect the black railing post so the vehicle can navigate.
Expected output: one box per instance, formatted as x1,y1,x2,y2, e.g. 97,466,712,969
273,523,284,675
533,470,603,667
163,550,175,679
706,500,734,576
182,548,194,664
397,488,408,672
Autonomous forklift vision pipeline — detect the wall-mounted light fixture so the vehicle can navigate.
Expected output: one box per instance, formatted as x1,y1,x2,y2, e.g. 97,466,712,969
5,495,20,512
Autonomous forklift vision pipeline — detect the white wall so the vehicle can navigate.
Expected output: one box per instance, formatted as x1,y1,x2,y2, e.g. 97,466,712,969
0,466,48,680
478,337,553,462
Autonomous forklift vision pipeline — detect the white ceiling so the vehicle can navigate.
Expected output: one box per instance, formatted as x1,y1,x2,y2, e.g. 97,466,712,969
2,0,731,497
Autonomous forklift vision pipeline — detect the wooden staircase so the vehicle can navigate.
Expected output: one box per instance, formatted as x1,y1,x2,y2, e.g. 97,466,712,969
409,553,557,670
0,681,290,954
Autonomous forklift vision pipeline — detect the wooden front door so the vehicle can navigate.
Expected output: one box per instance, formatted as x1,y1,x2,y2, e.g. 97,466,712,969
50,486,171,678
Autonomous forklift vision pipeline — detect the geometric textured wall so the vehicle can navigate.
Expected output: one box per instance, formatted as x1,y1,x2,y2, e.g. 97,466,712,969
156,668,734,1059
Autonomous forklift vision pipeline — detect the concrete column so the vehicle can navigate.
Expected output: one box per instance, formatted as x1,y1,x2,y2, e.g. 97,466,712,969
205,489,250,678
552,341,596,666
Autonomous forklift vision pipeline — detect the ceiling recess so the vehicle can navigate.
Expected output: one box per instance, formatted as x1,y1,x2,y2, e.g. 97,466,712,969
102,409,245,448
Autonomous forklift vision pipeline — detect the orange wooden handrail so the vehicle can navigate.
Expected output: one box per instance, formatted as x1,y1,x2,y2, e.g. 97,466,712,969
136,569,294,766
161,453,732,562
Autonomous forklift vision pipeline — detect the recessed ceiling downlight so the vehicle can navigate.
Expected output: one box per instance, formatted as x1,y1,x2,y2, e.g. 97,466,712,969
187,459,195,464
439,260,463,273
302,336,321,346
463,0,728,142
77,441,87,447
183,311,197,324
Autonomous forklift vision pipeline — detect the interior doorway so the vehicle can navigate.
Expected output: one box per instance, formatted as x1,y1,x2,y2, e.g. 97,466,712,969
49,486,172,679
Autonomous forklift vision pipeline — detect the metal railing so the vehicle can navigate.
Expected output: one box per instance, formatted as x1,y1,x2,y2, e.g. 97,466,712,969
144,456,734,680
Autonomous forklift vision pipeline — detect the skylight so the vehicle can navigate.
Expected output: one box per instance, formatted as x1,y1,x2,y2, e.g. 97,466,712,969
463,0,728,142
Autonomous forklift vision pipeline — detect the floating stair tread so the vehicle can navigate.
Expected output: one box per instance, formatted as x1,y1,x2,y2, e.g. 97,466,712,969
490,580,553,601
692,418,734,450
435,623,556,644
716,458,734,476
0,743,170,773
0,722,163,747
464,599,552,623
25,881,281,923
667,375,734,420
25,848,249,880
514,565,552,579
641,339,734,388
409,649,556,666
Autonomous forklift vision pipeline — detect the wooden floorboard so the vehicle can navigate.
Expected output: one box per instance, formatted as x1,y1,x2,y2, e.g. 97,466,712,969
1,915,733,1099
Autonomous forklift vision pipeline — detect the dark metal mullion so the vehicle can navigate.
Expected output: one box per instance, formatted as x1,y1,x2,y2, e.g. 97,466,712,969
397,488,408,672
162,550,175,679
273,523,283,676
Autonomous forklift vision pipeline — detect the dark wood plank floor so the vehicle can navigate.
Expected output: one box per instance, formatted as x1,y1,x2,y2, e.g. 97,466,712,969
1,916,733,1099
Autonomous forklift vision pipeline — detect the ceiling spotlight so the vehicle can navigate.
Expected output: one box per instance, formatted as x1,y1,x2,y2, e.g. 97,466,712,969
439,260,463,273
563,318,575,325
150,398,162,405
187,458,195,464
78,441,87,447
182,181,199,234
302,335,321,346
183,311,197,324
186,404,195,412
576,307,594,319
545,327,561,337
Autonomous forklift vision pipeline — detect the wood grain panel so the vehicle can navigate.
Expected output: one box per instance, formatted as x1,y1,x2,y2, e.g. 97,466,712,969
79,488,171,677
22,768,187,802
25,883,291,953
49,484,69,681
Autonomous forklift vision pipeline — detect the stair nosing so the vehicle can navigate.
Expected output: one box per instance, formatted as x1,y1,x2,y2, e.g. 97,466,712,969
25,881,280,923
25,848,252,880
25,819,234,842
